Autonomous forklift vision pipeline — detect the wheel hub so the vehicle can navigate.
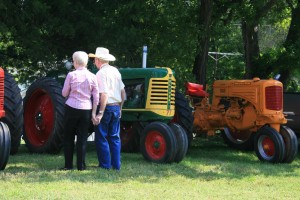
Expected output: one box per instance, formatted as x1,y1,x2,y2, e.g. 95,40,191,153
153,141,160,149
35,111,44,131
262,137,275,157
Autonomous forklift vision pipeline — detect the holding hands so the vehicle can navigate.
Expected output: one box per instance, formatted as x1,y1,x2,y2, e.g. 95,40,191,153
92,113,103,125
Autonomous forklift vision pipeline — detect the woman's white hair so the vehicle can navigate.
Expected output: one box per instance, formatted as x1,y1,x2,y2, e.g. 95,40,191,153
73,51,88,66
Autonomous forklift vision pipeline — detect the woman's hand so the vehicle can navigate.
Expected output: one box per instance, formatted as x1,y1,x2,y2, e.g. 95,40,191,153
92,114,103,126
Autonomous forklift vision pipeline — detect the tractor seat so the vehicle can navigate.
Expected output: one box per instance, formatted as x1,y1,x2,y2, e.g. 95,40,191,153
185,82,209,97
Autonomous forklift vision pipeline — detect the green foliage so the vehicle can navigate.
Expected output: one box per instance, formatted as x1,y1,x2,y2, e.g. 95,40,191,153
0,0,299,90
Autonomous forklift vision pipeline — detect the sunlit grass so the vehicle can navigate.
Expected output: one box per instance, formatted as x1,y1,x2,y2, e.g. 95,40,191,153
1,135,300,199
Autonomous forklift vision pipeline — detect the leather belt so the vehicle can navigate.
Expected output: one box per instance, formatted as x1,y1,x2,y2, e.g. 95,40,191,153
106,103,120,106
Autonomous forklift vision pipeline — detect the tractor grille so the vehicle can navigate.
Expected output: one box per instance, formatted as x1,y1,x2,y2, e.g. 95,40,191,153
149,78,175,107
265,86,282,110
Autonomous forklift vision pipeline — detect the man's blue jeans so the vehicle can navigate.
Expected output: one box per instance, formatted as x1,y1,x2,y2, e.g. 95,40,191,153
95,105,121,170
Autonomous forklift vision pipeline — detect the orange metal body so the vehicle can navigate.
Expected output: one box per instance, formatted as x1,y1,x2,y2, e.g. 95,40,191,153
0,68,5,118
188,78,287,136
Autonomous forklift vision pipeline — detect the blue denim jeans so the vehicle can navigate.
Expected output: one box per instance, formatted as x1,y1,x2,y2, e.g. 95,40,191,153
95,105,121,170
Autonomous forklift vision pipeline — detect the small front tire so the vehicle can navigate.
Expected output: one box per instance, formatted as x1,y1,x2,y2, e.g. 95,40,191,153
140,122,177,163
254,126,285,163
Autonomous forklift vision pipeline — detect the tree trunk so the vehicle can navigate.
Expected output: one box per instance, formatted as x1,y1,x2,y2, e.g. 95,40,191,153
241,0,276,79
278,0,300,90
241,22,260,79
192,0,213,88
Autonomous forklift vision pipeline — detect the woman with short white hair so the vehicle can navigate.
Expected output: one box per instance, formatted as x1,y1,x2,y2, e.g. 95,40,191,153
61,51,99,171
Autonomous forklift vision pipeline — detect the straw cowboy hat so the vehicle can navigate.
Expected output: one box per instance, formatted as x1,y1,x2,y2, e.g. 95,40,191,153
88,47,116,61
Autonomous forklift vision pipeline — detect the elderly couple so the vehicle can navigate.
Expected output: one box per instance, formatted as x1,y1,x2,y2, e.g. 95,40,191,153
61,47,126,171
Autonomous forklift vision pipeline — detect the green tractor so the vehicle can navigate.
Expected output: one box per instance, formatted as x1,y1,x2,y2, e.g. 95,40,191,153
22,63,193,163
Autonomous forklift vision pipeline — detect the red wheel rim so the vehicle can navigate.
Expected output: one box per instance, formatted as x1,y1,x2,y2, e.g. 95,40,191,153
261,136,275,157
24,89,54,147
145,131,166,160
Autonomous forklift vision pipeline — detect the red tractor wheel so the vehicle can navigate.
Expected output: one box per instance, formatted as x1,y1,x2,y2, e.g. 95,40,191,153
120,122,141,152
222,127,255,151
140,122,177,163
254,126,285,163
169,122,188,163
0,122,11,170
280,126,298,163
23,78,65,153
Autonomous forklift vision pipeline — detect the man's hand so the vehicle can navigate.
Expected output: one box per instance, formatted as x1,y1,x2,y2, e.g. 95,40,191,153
92,114,102,126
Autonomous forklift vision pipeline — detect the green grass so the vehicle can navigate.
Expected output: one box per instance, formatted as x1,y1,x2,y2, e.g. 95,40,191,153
1,136,300,200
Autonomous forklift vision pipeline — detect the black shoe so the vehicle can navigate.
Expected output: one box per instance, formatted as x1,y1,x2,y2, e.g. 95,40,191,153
77,167,86,171
60,167,73,171
77,164,86,171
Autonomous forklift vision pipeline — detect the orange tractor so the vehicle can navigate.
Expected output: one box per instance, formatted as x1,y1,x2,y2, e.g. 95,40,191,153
185,77,298,163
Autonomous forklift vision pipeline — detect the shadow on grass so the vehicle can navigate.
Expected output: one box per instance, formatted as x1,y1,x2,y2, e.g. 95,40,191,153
2,137,300,184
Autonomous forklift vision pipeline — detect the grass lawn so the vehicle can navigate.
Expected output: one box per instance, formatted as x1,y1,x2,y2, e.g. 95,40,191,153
1,135,300,200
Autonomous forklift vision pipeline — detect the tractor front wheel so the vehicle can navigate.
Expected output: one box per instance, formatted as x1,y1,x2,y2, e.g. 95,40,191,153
0,122,11,170
280,126,298,163
23,78,65,153
254,126,285,163
169,122,188,163
140,122,177,163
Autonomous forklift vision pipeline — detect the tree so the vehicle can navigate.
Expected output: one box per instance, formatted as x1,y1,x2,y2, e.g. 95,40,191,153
239,0,277,79
277,0,300,90
192,0,213,88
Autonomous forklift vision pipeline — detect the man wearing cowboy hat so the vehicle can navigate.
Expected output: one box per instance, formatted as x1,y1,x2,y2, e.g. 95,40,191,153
89,47,126,170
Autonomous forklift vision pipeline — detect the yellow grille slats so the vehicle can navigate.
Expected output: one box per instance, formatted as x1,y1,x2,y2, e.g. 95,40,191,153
147,71,175,107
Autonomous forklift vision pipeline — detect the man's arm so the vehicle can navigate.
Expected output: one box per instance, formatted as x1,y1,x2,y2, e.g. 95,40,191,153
119,88,126,118
98,92,108,115
120,88,126,109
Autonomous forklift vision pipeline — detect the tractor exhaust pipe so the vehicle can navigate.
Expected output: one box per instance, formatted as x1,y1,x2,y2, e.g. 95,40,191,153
142,45,147,68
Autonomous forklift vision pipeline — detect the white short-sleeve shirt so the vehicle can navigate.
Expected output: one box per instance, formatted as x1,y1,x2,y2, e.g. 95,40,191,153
96,64,125,104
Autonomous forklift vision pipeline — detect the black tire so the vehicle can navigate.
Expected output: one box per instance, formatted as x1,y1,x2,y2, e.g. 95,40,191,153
280,126,298,163
140,122,177,163
254,126,285,163
221,127,255,151
23,77,65,153
0,122,11,170
169,122,188,163
121,122,140,153
2,72,23,154
173,90,194,147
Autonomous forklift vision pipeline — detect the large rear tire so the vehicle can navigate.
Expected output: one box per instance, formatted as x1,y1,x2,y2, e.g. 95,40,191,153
221,127,255,151
140,122,177,163
280,126,298,163
254,126,285,163
0,122,11,170
2,72,23,154
23,78,65,153
172,91,194,147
